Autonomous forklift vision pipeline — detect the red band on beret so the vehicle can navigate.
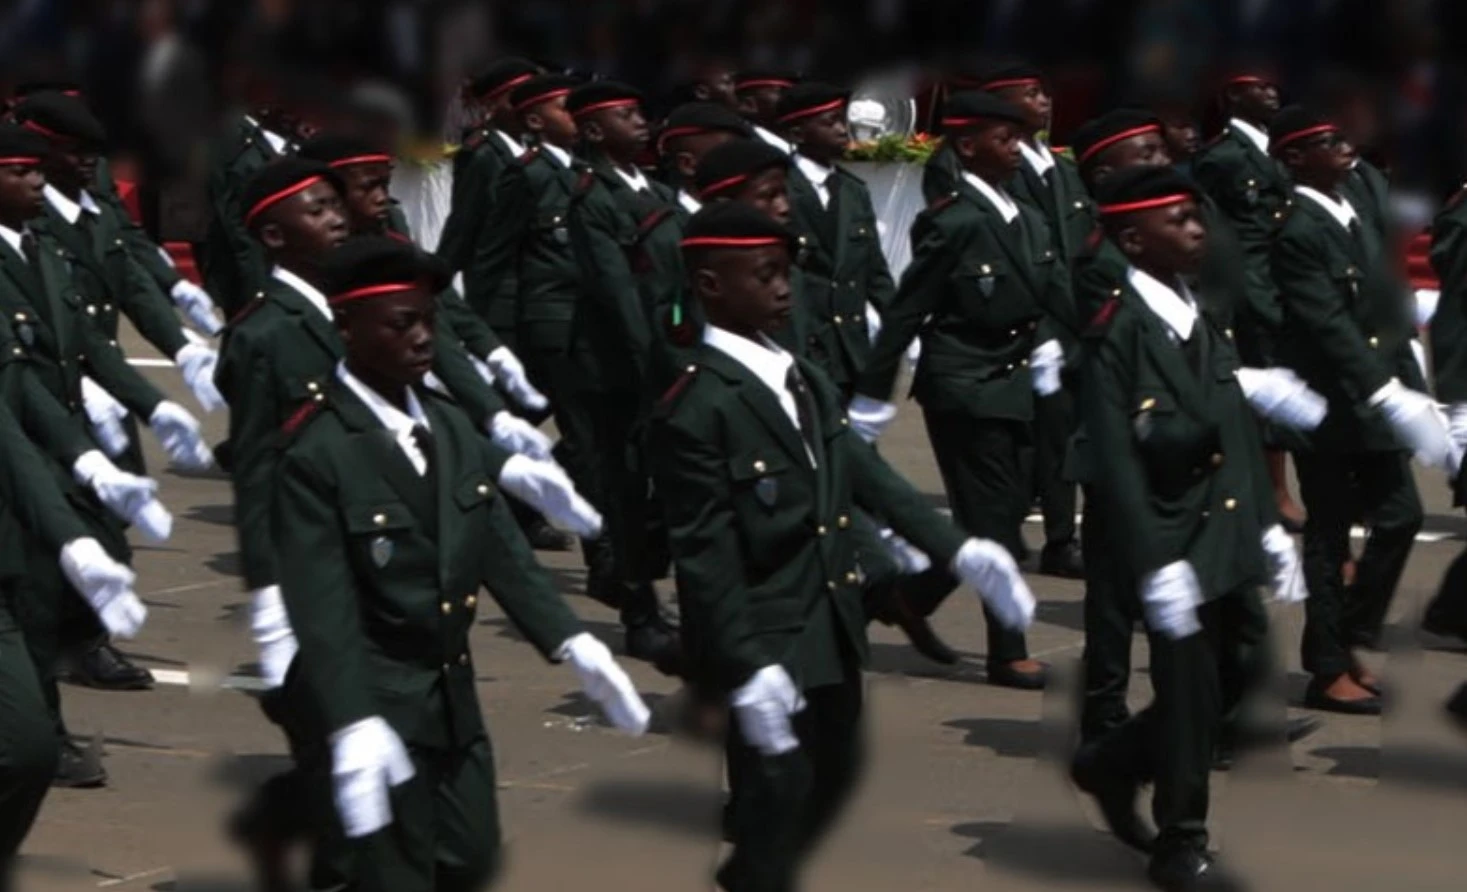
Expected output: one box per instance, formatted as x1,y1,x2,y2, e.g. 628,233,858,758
981,77,1040,91
1272,123,1338,151
657,126,707,151
328,154,392,168
481,72,535,101
512,88,571,113
698,173,751,199
20,120,64,140
1098,193,1194,216
1078,124,1162,163
775,98,846,125
0,156,40,166
572,98,640,118
940,117,1011,129
1226,75,1271,87
736,78,795,91
328,282,419,306
680,236,786,249
244,175,326,226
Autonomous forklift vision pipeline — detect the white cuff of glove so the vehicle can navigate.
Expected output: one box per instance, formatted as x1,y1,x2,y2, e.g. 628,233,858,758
1029,339,1064,396
556,632,652,735
1236,366,1328,431
731,665,805,756
1140,560,1203,640
489,411,553,461
330,716,416,838
497,454,603,539
847,395,898,443
59,537,146,639
250,585,298,689
951,538,1036,631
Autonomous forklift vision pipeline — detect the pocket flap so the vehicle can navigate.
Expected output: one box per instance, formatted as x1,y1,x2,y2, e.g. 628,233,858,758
344,502,416,533
728,451,792,482
453,473,497,510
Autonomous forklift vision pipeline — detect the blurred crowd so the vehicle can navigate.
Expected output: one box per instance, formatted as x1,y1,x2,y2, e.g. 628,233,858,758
4,1,1467,231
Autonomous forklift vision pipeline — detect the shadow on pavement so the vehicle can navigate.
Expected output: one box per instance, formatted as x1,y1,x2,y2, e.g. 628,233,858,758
942,717,1042,759
575,777,722,838
952,819,1142,883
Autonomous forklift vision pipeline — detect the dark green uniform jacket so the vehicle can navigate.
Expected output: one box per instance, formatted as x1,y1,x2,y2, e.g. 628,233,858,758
437,127,523,281
1078,278,1272,595
1008,148,1093,359
786,159,896,392
856,178,1070,423
1430,185,1467,403
1271,192,1421,454
652,346,967,694
1343,158,1391,240
202,116,287,316
1192,123,1292,365
274,378,578,748
92,156,185,295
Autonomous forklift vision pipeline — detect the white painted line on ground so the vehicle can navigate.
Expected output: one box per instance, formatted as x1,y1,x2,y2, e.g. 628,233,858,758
149,668,271,693
125,357,173,368
1017,512,1457,543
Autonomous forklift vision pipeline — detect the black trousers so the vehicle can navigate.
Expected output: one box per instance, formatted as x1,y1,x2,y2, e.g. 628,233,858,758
1295,450,1421,680
1085,586,1269,857
0,596,58,885
920,410,1031,666
1078,489,1140,743
719,671,864,892
1033,387,1078,548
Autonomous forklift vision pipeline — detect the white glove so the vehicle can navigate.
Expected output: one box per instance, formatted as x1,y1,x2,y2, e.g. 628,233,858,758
173,342,224,413
951,538,1036,630
557,633,651,735
59,537,146,639
488,411,553,461
170,279,224,337
1261,524,1308,604
486,346,550,413
79,376,130,457
1446,403,1467,477
149,400,215,470
1416,288,1441,327
905,336,922,372
730,664,806,756
847,395,898,443
470,354,497,389
250,585,298,689
877,527,932,574
497,454,603,538
1236,367,1328,431
1030,338,1064,397
1370,378,1452,470
1140,560,1203,641
330,716,416,838
72,450,173,541
865,303,883,344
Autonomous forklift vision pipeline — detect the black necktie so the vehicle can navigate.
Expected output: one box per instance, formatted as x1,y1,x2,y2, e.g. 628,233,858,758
785,365,820,463
410,425,436,477
18,232,38,269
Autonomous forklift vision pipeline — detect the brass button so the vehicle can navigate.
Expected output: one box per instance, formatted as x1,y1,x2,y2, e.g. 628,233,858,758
1225,328,1234,340
1368,336,1379,348
826,580,837,591
845,571,859,584
465,594,477,608
1073,200,1085,209
256,291,266,299
1140,397,1157,411
1224,498,1238,511
10,347,20,356
753,459,767,474
114,238,123,246
837,515,850,529
1020,358,1029,367
312,393,324,402
840,417,849,426
441,601,453,615
373,513,388,526
13,312,25,322
306,381,319,392
817,525,828,536
847,280,857,289
854,313,864,323
476,483,490,496
1029,320,1038,331
981,264,992,275
1009,328,1018,337
1210,453,1224,467
104,304,113,311
442,663,450,672
686,364,697,373
833,314,844,324
1201,510,1211,519
458,653,469,666
86,305,97,316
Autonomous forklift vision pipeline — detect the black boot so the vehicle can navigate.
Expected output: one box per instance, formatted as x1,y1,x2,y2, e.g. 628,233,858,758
1147,849,1246,891
1070,743,1154,854
61,640,154,691
53,737,106,788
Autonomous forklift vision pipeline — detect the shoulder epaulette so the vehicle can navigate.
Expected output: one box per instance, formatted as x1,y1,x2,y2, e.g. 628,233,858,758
281,397,324,435
656,364,699,412
1083,224,1106,254
636,206,675,238
461,128,488,151
385,229,412,245
927,192,960,214
1086,292,1123,334
1445,183,1467,213
228,292,268,327
575,169,597,193
1198,129,1231,154
517,146,541,165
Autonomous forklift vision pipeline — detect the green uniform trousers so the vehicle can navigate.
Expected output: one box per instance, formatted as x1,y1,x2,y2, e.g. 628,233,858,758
1033,387,1078,548
719,670,864,892
0,597,58,886
1295,450,1421,680
1083,586,1268,857
919,410,1031,666
1078,488,1140,743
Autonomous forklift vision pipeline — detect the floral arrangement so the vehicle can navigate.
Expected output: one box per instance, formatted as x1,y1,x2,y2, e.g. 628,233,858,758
844,132,941,164
396,139,459,169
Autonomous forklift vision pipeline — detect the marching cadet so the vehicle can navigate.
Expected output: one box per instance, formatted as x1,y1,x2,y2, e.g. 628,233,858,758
274,234,649,891
734,71,799,154
658,102,754,216
651,202,1034,892
563,80,682,670
849,91,1067,690
969,61,1089,578
1269,106,1447,714
1071,164,1304,892
774,82,895,403
1191,69,1304,529
667,60,740,112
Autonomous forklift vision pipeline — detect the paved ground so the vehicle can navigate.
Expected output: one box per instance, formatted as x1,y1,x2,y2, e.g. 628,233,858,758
15,333,1467,891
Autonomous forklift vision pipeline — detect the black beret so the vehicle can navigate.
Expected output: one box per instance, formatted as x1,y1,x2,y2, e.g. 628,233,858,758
509,74,580,113
1094,165,1202,216
0,123,50,164
12,91,106,148
939,92,1029,130
1072,109,1165,165
467,57,541,100
734,70,800,93
681,201,797,253
11,80,83,101
774,82,850,127
1268,105,1337,154
566,80,644,118
658,102,753,151
693,138,790,199
954,59,1044,92
241,158,343,227
321,235,451,307
297,134,393,169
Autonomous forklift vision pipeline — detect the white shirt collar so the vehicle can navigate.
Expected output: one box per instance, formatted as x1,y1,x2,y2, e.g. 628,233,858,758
0,223,26,258
1294,185,1359,231
336,362,434,475
678,190,702,215
1019,140,1056,177
1127,266,1198,341
1229,117,1270,155
614,164,651,193
245,115,290,155
962,171,1020,223
794,153,833,186
702,324,815,465
496,129,525,156
44,185,101,224
272,266,332,320
754,125,793,155
540,142,573,168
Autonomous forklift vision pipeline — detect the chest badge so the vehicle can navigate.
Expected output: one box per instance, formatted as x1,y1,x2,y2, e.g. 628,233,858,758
755,476,779,507
977,264,996,296
1244,179,1259,206
15,323,33,347
370,536,393,568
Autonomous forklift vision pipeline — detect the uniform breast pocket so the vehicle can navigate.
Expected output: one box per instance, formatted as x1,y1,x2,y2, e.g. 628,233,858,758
952,259,1008,319
1131,390,1221,498
343,502,420,577
1332,264,1363,303
452,472,497,514
533,209,571,247
728,451,796,515
282,375,327,409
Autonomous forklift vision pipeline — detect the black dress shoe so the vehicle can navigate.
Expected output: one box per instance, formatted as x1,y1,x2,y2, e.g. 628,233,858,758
1038,541,1084,579
1147,849,1245,891
987,661,1048,690
525,519,574,552
625,614,683,676
1070,745,1154,853
1303,679,1381,716
870,587,958,665
62,641,154,691
53,738,106,789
